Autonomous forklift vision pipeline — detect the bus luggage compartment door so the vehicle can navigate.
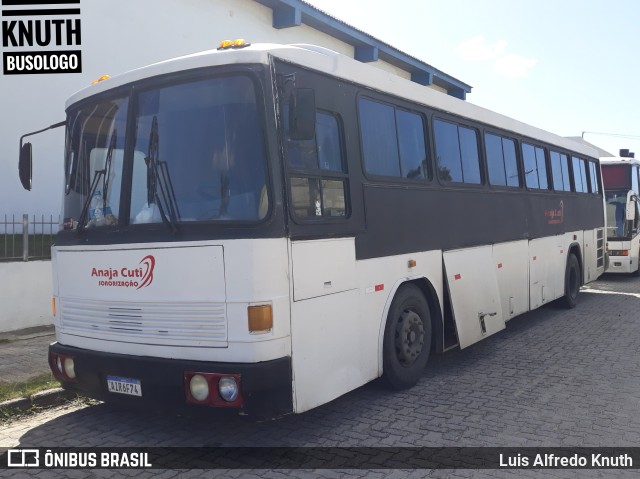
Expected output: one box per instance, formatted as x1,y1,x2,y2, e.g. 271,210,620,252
443,246,505,349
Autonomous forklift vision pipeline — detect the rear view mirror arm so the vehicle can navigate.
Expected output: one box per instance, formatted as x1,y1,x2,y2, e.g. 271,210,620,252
19,120,66,148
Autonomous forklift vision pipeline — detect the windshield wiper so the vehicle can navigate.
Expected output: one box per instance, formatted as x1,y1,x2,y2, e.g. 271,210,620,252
76,128,117,233
145,115,180,233
102,129,117,206
76,168,105,234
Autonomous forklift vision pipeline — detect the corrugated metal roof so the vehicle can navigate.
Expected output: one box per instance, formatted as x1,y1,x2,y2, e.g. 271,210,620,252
254,0,472,99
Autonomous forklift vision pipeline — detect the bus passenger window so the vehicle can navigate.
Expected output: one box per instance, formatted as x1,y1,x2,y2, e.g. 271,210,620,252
358,98,429,181
486,133,519,187
550,151,571,191
359,99,401,177
535,146,549,189
523,143,539,188
396,110,428,180
572,157,588,193
434,119,481,184
588,161,599,194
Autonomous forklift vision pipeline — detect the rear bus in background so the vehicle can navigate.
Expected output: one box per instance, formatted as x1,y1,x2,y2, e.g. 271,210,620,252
18,42,606,417
601,150,640,274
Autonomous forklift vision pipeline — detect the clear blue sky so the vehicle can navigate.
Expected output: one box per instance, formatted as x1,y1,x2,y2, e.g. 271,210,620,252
306,0,640,157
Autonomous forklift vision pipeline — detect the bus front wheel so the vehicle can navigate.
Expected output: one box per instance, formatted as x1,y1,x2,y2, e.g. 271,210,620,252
562,253,580,309
382,284,432,390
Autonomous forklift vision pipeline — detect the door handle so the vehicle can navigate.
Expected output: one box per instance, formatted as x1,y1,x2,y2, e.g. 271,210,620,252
478,311,497,335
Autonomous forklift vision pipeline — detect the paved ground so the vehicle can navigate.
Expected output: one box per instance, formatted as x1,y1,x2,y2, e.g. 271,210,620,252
1,274,640,478
0,325,53,384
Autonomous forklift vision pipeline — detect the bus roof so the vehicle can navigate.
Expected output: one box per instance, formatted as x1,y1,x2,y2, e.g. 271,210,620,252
600,156,640,166
69,43,598,159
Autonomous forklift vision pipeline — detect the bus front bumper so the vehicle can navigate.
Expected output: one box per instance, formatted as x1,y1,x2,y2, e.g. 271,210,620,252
49,342,293,418
606,256,636,274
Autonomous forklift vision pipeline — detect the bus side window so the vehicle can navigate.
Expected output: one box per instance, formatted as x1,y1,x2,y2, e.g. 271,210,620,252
572,157,588,193
358,97,429,181
434,119,481,184
588,161,600,194
550,150,571,192
522,143,549,189
485,133,520,187
286,108,348,220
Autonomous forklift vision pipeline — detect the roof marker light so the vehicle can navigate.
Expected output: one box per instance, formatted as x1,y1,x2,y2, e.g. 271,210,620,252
218,39,233,49
91,75,111,85
218,38,251,50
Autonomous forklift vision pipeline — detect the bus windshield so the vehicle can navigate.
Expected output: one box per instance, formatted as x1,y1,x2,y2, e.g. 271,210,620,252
63,74,269,229
605,190,630,238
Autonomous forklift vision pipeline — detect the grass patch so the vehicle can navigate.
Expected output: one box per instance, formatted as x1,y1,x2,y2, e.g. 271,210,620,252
0,373,60,403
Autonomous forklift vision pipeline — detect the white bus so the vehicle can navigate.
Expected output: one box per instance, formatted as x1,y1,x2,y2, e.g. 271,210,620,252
19,41,606,417
601,152,640,274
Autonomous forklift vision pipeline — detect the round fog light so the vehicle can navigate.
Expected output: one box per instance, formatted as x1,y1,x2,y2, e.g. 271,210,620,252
218,377,239,402
63,357,76,379
189,374,209,402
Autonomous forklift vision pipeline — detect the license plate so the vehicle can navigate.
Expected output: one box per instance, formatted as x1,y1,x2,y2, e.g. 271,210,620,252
106,375,142,397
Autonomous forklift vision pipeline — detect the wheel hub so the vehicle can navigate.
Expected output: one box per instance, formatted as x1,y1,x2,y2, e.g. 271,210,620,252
395,310,425,366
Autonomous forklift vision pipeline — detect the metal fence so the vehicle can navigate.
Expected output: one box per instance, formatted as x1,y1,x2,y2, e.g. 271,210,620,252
0,214,59,261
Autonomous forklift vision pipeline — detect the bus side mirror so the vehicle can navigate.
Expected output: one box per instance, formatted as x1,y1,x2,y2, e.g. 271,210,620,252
626,196,637,221
19,142,33,191
289,89,316,141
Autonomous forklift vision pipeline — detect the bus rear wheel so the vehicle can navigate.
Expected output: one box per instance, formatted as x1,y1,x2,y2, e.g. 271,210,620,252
562,253,580,309
382,284,432,390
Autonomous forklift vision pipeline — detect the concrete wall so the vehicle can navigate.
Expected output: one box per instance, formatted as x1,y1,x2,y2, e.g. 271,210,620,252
0,261,52,333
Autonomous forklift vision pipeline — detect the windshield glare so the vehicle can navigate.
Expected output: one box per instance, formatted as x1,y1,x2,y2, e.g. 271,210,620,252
606,191,630,238
63,74,269,229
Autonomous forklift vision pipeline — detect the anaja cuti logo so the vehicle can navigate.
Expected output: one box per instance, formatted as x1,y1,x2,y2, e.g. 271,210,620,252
90,255,155,290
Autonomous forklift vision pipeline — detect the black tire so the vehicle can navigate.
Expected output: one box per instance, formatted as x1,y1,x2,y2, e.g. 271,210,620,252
562,253,580,309
382,284,432,390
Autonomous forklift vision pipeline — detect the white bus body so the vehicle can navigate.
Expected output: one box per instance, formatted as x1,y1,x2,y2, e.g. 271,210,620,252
601,156,640,274
21,43,606,417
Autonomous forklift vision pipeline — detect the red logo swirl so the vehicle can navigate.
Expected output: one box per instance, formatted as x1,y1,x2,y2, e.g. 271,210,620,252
137,255,155,290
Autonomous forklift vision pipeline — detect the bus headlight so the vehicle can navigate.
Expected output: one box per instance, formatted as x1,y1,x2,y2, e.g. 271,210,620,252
50,352,77,382
63,357,76,379
189,374,210,402
218,376,239,402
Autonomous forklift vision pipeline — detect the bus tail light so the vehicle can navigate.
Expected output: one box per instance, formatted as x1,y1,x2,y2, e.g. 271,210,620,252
248,305,273,333
610,250,629,256
49,352,77,381
183,372,243,407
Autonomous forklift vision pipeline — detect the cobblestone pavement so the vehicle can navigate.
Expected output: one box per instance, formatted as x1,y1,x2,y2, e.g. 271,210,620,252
2,275,640,478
